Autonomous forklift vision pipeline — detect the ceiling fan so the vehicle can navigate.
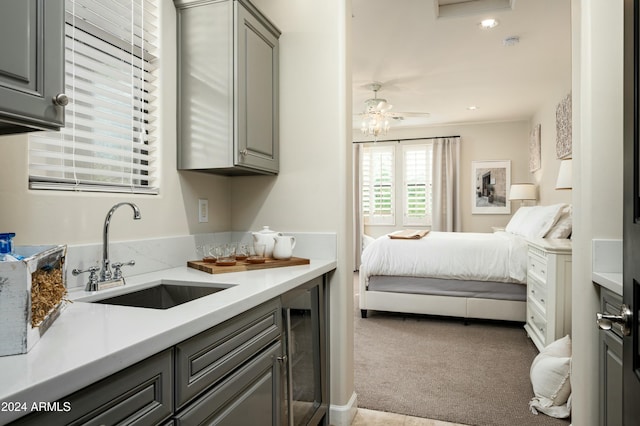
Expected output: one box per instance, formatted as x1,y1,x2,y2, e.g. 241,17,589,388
357,82,430,139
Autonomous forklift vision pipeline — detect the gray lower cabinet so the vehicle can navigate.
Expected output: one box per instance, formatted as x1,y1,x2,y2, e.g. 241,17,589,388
0,0,65,134
11,349,174,425
174,0,280,175
599,287,623,426
174,341,282,426
174,298,283,424
10,278,331,426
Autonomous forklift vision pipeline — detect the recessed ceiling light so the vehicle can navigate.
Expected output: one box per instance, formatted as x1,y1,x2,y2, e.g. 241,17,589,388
479,18,499,29
467,106,479,111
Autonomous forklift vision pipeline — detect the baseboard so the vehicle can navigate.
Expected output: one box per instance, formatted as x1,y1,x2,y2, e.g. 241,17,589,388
329,391,358,426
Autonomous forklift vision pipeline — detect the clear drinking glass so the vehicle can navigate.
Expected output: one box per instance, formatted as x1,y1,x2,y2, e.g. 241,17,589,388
236,243,249,261
202,243,217,263
253,243,265,258
216,243,236,265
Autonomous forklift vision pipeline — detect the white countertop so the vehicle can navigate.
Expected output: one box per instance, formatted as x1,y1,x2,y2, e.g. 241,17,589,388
592,271,623,295
592,239,623,295
0,259,336,424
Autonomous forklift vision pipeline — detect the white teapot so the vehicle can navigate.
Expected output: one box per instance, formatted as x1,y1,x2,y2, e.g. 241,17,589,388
273,235,296,260
252,226,282,258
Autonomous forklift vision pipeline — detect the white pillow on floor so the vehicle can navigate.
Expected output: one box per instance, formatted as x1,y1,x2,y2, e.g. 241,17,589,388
529,335,572,418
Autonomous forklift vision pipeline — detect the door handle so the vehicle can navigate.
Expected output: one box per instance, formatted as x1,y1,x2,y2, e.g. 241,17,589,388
597,304,632,336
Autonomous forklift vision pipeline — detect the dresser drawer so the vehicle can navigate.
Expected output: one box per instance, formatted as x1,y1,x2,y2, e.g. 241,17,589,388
527,297,547,345
528,254,548,283
175,298,282,409
528,276,548,313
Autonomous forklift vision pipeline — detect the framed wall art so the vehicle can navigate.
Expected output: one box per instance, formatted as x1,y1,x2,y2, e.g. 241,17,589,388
471,160,511,214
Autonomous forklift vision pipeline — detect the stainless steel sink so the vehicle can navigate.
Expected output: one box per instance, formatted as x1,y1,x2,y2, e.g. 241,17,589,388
92,284,228,309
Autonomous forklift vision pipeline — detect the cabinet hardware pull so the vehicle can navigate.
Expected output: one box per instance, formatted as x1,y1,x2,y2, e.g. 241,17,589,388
53,93,69,106
276,355,287,363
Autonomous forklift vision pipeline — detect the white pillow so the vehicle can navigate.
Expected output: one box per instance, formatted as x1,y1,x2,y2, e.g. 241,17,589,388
508,204,567,239
505,206,533,235
545,205,572,239
529,335,572,418
362,234,375,251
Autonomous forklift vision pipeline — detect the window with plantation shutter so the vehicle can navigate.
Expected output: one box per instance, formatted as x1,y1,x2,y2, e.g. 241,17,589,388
403,144,432,226
28,0,159,194
362,145,395,225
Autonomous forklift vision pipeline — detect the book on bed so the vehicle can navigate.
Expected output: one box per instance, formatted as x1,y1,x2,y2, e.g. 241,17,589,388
388,229,429,239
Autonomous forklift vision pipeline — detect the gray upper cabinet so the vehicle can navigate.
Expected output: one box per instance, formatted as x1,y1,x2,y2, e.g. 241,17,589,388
0,0,65,135
175,0,280,175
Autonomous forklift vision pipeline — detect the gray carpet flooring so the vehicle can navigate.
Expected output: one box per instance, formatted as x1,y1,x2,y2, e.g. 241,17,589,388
354,275,571,426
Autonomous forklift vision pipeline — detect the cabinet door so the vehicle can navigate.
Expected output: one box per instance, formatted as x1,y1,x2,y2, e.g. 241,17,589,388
235,2,279,173
0,0,64,133
175,298,281,409
599,288,624,426
174,341,283,426
600,331,623,426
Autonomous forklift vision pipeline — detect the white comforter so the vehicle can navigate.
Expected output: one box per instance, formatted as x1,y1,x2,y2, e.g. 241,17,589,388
360,231,529,284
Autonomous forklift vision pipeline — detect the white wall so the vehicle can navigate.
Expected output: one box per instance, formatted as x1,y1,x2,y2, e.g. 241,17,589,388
230,0,355,423
571,0,624,424
0,0,231,247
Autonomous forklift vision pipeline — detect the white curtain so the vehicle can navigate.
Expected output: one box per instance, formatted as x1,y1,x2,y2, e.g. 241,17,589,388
432,137,461,231
353,144,364,270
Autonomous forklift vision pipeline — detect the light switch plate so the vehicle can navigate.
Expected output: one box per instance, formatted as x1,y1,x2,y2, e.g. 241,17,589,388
198,199,208,223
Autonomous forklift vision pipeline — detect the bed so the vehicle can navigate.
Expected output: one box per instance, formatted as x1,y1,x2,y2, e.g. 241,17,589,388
359,203,572,322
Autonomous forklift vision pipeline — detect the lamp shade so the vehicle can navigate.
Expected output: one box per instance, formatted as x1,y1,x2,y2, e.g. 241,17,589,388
555,159,572,189
509,183,537,200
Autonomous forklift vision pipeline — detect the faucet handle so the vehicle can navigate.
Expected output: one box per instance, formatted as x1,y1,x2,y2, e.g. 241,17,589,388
72,266,100,291
112,260,135,280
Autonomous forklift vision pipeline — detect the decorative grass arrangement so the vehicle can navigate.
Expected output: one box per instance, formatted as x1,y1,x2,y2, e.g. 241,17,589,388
31,266,67,328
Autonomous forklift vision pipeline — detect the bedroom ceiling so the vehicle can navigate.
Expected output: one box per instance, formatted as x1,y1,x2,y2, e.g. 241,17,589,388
351,0,572,131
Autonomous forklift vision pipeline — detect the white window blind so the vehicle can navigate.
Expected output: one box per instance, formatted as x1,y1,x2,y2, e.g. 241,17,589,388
403,144,432,226
362,145,395,225
28,0,159,194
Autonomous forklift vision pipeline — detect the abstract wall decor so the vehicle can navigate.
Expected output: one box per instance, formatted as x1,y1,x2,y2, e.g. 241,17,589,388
556,93,572,159
529,123,541,172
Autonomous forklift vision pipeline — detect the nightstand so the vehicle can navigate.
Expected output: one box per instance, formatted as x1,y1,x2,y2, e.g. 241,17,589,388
524,238,572,351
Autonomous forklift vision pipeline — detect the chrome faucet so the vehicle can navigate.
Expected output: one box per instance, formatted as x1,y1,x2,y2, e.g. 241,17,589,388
73,202,142,291
101,202,141,282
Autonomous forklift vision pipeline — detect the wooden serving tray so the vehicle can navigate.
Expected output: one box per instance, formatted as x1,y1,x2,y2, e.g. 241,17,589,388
187,257,310,274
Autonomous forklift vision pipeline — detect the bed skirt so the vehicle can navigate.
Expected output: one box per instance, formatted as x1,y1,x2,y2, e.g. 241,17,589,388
360,274,527,322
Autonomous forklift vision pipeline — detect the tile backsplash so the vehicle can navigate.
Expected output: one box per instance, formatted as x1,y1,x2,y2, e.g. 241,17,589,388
65,232,337,290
